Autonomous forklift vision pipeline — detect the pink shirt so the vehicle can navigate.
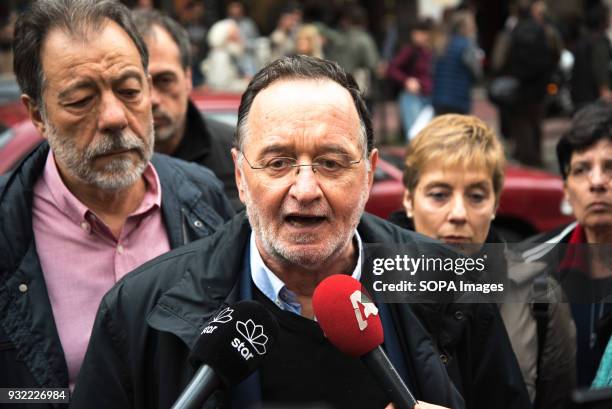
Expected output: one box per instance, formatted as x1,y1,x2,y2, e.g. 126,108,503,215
32,152,171,390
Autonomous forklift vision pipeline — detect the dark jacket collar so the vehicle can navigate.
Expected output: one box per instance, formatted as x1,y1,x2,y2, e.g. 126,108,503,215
172,100,211,162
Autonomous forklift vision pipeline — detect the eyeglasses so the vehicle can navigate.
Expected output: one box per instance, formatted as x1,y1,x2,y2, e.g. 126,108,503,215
240,152,363,187
568,161,612,184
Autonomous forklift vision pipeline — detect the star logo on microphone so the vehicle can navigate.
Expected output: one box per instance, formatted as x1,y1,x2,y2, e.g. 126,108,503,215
210,307,234,324
236,319,269,355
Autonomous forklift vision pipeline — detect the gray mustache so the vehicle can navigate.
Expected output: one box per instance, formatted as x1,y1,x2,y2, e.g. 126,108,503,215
85,131,144,159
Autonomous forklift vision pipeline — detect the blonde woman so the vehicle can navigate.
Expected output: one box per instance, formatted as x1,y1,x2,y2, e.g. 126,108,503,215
390,114,575,409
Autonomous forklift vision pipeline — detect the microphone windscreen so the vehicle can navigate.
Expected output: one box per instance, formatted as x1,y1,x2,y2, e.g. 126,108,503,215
312,274,384,357
189,300,279,387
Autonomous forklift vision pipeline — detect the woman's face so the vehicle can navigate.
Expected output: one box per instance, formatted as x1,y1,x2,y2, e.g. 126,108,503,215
404,163,497,245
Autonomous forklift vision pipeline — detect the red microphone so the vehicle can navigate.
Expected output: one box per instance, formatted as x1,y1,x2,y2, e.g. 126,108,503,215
313,274,418,409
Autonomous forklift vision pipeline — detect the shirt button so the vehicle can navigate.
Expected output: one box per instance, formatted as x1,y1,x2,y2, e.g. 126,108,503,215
275,300,282,307
440,354,449,365
454,310,464,320
80,222,91,233
117,244,124,254
18,284,28,293
194,220,203,228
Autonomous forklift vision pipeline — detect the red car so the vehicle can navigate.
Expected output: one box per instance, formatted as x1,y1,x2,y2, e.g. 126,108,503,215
0,91,574,239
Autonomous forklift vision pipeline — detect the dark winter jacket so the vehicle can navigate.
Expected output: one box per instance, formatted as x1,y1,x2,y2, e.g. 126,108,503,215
71,212,470,409
387,211,533,409
0,142,234,408
523,223,612,388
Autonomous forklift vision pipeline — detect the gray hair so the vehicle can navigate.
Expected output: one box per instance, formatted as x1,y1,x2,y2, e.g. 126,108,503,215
13,0,148,109
234,55,374,156
132,9,191,69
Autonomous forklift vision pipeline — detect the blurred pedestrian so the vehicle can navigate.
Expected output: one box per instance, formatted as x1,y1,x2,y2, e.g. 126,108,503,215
269,3,302,61
570,3,612,111
497,0,561,167
387,19,434,140
431,9,482,116
133,9,240,209
201,18,251,93
295,24,324,58
325,6,380,106
1,0,233,393
227,0,259,75
174,0,208,87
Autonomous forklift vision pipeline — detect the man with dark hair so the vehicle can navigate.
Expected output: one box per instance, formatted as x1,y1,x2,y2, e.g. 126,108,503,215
131,9,239,209
72,55,463,409
525,100,612,387
0,0,233,395
571,3,612,110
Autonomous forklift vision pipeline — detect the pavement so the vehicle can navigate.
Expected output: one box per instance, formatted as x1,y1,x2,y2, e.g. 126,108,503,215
372,86,571,175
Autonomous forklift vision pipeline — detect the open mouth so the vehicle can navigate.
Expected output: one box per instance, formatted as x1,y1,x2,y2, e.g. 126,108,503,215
284,214,327,227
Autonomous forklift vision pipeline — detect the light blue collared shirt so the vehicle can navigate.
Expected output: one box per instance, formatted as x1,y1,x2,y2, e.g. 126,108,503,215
250,230,364,315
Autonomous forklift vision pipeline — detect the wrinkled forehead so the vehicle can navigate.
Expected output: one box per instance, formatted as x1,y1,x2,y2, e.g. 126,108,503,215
570,138,612,164
245,78,362,154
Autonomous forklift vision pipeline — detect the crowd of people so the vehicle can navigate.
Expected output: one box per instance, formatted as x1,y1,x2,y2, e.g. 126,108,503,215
0,1,612,409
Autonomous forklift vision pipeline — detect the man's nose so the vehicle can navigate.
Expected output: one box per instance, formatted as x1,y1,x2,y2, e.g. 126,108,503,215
288,166,323,203
150,86,160,109
98,92,128,132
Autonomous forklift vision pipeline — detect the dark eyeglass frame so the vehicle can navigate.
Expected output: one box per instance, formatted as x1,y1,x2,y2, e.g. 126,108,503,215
240,152,363,173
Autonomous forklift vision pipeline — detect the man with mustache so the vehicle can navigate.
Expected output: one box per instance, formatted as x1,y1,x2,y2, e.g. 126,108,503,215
0,0,233,397
132,9,240,210
72,55,464,409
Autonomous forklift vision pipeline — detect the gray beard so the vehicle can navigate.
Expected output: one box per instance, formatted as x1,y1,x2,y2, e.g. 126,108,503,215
46,118,154,191
241,171,369,270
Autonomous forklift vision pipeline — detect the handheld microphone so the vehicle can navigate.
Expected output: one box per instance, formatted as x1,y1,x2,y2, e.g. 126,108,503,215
171,300,280,409
312,274,418,409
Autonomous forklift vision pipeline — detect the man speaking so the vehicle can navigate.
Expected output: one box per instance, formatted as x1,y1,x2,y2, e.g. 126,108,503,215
74,56,473,408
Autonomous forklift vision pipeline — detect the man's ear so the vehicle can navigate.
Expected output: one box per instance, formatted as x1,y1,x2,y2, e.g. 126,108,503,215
232,148,246,204
367,148,378,190
402,189,413,218
21,94,46,138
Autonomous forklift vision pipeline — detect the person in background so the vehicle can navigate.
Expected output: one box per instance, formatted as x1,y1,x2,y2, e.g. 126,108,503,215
387,19,434,140
497,0,562,167
173,0,208,87
72,55,463,409
133,9,240,209
226,0,259,76
392,114,574,408
201,18,251,93
0,0,233,395
269,3,302,61
524,100,612,388
431,9,482,116
571,2,612,111
294,24,325,59
324,6,380,108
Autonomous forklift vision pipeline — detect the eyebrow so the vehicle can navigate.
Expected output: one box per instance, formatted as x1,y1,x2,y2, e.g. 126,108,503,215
58,79,96,100
257,144,294,158
58,70,144,100
111,70,144,88
256,143,353,158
